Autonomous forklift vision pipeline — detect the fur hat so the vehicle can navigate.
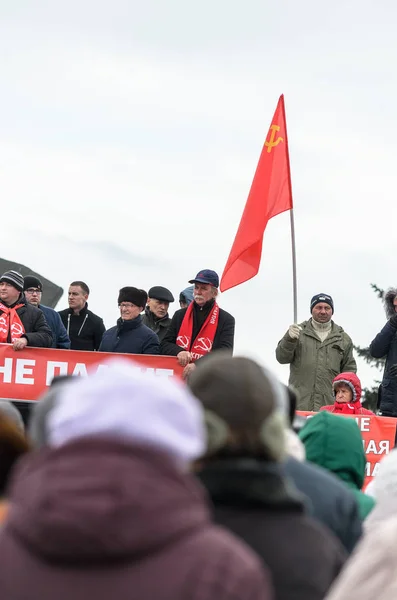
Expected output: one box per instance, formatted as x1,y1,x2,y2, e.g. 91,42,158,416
384,288,397,319
117,287,147,309
188,352,287,462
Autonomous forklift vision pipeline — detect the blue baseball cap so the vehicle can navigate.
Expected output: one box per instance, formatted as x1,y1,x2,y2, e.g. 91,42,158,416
189,269,219,288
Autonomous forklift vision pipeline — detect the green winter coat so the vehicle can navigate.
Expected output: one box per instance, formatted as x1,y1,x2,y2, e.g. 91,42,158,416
276,319,356,411
299,412,375,520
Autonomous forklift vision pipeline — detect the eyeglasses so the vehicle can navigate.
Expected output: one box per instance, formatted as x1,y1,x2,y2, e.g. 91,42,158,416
119,302,137,309
25,288,42,294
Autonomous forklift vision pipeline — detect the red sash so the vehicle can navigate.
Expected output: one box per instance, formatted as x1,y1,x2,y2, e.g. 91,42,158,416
177,302,219,360
0,303,25,343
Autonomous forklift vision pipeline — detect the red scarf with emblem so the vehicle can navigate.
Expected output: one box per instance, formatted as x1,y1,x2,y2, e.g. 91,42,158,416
0,303,25,343
176,301,219,360
332,401,363,415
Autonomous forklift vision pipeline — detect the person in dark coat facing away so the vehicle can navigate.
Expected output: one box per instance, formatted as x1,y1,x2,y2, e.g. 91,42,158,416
369,287,397,416
189,353,346,600
161,269,235,379
0,359,273,600
0,270,52,349
99,287,159,355
282,386,363,555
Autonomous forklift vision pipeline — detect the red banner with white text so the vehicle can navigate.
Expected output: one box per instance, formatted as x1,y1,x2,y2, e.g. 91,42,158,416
297,411,397,489
0,344,183,401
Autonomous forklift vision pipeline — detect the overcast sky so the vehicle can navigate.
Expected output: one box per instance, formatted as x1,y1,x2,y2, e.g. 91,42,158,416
1,1,395,389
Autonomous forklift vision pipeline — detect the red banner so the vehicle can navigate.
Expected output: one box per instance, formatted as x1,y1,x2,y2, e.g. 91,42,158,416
297,411,397,489
0,344,183,401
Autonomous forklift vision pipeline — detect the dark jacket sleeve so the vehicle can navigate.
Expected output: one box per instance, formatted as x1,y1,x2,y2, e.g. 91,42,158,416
93,317,106,351
216,313,235,352
55,313,71,349
370,321,397,359
160,313,182,356
98,329,113,352
142,332,160,355
24,309,53,348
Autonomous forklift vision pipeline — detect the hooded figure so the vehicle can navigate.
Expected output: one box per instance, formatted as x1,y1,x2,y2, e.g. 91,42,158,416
369,288,397,416
299,412,375,519
189,353,346,600
320,372,373,415
0,359,272,600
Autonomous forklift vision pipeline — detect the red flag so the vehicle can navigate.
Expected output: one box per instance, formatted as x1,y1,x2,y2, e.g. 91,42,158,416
220,95,293,292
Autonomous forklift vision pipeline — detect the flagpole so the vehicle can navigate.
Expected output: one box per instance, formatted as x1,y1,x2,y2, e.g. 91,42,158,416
281,95,298,324
290,209,298,324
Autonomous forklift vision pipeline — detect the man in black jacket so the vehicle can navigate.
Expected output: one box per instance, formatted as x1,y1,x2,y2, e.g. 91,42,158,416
161,269,235,379
58,281,105,351
141,286,174,343
0,270,52,349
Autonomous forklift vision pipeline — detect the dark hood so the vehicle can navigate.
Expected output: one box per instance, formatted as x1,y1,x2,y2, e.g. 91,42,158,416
5,438,209,564
384,288,397,319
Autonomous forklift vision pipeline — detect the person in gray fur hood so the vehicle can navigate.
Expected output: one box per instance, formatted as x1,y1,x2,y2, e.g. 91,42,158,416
369,288,397,416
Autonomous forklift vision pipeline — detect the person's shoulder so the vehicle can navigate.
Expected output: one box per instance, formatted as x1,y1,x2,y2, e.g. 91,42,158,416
141,323,159,339
285,456,356,500
320,405,334,412
87,309,104,323
218,307,235,322
58,308,69,317
39,304,56,315
172,307,187,319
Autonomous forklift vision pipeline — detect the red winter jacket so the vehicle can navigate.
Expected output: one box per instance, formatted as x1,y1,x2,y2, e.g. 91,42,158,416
320,372,374,415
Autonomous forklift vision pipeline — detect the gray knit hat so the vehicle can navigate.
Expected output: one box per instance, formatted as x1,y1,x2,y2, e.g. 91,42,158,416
0,270,24,292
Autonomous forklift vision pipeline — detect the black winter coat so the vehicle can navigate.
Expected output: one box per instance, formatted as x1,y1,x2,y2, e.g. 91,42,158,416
282,457,362,555
370,325,397,415
1,296,52,348
198,458,345,600
161,301,235,356
99,316,160,355
58,304,105,351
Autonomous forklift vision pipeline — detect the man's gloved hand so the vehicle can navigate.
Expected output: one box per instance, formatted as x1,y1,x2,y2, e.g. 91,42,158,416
390,314,397,329
288,324,302,340
389,364,397,378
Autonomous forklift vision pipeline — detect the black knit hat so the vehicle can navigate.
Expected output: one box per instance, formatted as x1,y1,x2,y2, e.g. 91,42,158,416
118,287,147,309
310,293,334,314
23,276,43,292
0,270,24,292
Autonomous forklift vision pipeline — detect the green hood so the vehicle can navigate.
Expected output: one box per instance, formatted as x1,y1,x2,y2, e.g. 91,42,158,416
299,412,375,519
299,412,365,490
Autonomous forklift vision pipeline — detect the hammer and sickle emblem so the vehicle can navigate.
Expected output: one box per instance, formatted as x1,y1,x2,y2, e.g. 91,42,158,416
264,125,284,153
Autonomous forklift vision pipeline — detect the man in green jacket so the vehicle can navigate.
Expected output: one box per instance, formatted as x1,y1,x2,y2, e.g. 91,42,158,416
276,293,356,411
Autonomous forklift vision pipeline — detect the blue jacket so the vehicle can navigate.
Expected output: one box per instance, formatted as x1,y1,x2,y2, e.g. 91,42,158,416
370,319,397,415
99,315,160,355
39,304,71,349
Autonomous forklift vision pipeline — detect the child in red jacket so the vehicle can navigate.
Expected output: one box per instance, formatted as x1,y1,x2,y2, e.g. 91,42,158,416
320,372,374,415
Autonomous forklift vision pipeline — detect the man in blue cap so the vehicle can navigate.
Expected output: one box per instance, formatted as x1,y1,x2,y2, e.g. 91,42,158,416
161,270,235,379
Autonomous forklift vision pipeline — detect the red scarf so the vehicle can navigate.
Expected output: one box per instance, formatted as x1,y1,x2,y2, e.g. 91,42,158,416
177,302,219,360
0,303,25,343
332,401,363,415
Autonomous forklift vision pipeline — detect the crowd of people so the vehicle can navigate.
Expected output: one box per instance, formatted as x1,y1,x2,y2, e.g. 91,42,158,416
1,267,397,597
1,268,397,410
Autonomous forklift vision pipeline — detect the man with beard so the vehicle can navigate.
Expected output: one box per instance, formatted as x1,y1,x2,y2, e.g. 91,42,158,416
276,293,356,411
161,270,235,379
